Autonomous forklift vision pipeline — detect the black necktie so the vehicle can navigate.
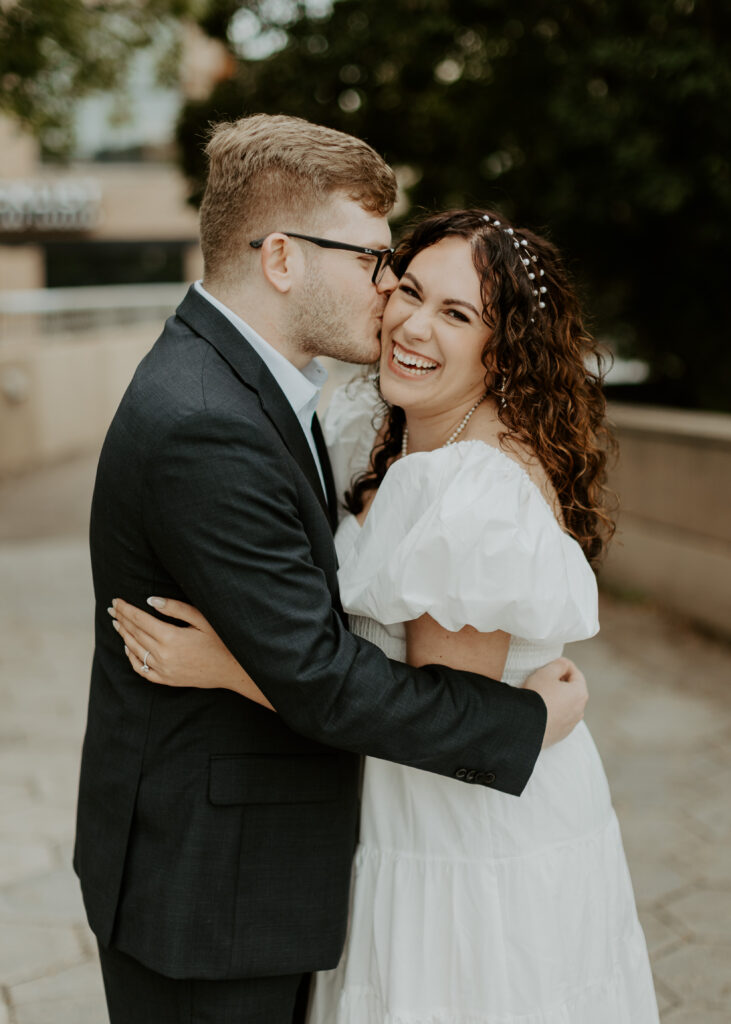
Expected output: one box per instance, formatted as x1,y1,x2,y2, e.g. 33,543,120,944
311,413,339,531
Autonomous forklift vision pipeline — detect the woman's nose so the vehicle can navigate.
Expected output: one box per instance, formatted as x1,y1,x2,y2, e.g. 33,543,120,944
401,308,433,343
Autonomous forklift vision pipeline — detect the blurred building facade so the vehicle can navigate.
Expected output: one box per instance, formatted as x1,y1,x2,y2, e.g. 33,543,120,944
0,26,232,479
0,20,237,293
0,114,201,292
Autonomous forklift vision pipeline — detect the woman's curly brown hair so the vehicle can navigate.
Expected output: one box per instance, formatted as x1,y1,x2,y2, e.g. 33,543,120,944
345,208,617,567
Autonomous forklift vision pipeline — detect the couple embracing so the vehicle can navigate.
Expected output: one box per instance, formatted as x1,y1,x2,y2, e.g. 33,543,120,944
74,114,659,1023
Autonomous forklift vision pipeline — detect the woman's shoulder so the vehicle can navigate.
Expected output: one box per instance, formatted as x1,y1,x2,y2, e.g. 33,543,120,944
382,438,559,524
399,416,563,509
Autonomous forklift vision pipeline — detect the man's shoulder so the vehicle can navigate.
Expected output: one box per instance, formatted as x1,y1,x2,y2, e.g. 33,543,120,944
130,315,261,419
102,314,271,471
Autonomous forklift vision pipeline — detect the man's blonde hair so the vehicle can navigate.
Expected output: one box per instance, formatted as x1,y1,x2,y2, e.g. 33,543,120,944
199,114,397,281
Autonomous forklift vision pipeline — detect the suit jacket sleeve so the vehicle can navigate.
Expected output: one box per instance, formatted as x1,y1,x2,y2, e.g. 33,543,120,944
142,410,547,796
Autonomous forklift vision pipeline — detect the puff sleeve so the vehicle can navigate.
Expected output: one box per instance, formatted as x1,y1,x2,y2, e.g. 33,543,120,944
337,441,599,643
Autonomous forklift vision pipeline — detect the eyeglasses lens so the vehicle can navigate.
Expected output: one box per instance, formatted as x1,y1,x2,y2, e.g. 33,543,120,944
374,252,392,285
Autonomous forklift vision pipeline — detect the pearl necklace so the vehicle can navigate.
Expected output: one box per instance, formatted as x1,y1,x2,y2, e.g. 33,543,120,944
401,393,487,458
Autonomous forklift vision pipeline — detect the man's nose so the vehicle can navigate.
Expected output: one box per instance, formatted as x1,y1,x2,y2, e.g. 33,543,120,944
376,265,398,296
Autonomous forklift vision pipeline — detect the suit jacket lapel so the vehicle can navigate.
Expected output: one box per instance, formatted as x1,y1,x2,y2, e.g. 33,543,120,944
175,286,331,525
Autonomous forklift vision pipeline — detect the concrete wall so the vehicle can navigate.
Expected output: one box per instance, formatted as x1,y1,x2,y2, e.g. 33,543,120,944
0,326,155,476
603,404,731,640
0,246,44,290
69,163,200,242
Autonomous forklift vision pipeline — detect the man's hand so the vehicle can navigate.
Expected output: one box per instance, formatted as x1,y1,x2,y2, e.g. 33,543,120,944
523,657,588,748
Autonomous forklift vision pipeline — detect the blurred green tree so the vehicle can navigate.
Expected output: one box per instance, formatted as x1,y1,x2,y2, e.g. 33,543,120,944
177,0,731,411
0,0,194,158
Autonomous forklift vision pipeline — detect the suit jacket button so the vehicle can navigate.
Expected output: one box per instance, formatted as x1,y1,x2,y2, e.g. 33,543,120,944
465,769,477,782
455,768,468,779
483,771,496,785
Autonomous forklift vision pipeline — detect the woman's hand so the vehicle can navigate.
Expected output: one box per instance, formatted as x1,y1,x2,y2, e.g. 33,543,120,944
108,597,274,711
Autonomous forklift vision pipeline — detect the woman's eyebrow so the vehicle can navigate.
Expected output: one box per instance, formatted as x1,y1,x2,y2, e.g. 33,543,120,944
402,271,480,317
443,298,480,317
401,271,422,290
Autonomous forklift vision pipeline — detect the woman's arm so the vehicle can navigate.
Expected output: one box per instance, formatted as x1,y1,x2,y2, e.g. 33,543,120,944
406,617,588,749
406,615,510,680
110,597,274,710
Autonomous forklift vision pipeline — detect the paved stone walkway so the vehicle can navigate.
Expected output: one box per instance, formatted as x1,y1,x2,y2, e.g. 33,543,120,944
0,455,729,1023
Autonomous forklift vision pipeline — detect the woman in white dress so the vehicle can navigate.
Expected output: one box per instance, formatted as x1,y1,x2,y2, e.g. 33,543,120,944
112,209,659,1022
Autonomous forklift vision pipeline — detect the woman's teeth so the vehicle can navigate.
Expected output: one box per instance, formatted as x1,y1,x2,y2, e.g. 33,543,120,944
393,343,439,375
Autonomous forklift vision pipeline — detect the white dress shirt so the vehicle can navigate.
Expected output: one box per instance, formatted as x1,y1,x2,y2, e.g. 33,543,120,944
194,280,328,495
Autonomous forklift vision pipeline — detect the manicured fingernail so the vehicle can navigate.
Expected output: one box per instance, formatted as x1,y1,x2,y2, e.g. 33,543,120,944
124,646,129,655
107,607,116,618
147,597,166,609
112,620,120,632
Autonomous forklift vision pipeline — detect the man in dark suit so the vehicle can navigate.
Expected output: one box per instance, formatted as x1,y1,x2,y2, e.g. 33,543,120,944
74,114,588,1023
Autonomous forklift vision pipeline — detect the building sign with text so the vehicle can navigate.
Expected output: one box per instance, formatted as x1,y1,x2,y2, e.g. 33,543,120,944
0,179,102,233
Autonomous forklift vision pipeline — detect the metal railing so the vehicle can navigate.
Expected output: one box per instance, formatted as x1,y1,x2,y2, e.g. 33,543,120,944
0,283,188,343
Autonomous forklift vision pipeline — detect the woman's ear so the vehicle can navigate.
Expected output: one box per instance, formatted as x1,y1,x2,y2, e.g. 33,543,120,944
258,233,300,294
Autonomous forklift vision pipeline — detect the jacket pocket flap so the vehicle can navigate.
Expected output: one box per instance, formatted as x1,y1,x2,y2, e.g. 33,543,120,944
208,754,341,806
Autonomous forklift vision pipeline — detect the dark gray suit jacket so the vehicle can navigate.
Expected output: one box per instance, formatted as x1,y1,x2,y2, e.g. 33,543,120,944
74,285,546,980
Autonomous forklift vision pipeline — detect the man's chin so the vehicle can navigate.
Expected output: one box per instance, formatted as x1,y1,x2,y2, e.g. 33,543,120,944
345,336,382,365
312,327,381,366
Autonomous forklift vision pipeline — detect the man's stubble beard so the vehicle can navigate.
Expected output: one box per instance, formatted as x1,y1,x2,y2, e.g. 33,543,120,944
289,264,381,365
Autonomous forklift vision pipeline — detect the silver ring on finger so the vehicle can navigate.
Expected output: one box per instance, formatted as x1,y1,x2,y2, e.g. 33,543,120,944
142,650,152,673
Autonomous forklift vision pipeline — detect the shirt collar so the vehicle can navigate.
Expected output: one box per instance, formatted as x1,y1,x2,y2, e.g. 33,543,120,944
193,280,327,419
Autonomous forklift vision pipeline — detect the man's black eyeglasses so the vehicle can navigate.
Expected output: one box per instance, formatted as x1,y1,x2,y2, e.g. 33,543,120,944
249,232,395,285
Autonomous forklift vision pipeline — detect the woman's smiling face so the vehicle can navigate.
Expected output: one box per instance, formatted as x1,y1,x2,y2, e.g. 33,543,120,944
379,236,492,414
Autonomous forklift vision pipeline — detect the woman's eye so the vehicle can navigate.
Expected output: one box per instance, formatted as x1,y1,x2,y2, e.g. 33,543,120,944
398,284,419,299
446,309,469,323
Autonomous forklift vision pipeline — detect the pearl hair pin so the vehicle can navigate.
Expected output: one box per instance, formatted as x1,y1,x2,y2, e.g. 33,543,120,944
481,214,547,316
401,393,487,458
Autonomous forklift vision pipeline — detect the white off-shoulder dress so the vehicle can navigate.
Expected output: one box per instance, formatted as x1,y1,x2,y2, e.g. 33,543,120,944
308,380,658,1024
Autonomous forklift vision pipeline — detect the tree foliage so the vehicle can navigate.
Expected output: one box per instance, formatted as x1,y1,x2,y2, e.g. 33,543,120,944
177,0,731,410
0,0,193,158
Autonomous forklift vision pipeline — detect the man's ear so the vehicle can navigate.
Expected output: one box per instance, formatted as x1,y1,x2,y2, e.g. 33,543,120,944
258,234,300,294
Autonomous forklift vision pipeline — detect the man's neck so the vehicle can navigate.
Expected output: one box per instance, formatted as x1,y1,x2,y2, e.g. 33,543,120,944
201,278,307,369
